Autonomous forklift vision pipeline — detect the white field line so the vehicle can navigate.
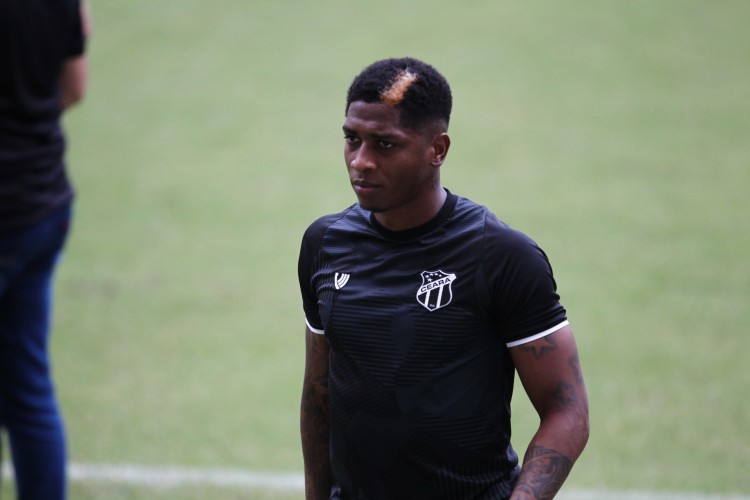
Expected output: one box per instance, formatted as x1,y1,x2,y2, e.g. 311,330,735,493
2,463,304,491
2,462,749,499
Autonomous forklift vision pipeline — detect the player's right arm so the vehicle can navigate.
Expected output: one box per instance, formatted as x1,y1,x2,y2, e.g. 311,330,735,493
301,326,332,499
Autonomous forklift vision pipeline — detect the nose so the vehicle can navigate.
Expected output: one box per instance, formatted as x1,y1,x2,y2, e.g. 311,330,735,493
348,143,375,172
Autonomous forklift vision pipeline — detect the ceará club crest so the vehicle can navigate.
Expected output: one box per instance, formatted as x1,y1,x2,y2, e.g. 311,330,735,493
416,270,456,312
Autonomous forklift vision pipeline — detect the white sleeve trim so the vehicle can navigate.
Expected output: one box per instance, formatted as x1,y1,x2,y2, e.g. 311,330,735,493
506,320,569,348
305,318,325,335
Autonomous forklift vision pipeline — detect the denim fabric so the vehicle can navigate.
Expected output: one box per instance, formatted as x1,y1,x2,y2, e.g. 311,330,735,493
0,202,72,500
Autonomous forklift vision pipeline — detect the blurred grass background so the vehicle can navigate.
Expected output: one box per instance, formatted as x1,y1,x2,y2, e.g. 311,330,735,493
3,0,749,497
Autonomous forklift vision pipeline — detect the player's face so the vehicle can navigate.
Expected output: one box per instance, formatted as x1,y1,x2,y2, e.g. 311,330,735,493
343,101,449,230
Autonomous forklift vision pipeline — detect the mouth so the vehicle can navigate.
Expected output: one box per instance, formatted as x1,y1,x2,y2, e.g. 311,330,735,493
352,180,380,194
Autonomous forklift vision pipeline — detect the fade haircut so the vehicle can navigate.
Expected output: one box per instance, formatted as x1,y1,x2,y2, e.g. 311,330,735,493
345,57,452,130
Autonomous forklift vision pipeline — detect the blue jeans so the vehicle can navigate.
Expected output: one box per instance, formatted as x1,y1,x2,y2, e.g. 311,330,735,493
0,203,71,500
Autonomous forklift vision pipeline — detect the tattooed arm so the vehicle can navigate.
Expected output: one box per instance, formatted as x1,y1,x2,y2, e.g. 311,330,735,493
509,325,590,499
301,327,332,499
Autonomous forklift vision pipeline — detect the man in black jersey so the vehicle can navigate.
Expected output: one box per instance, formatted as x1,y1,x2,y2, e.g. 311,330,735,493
299,57,589,499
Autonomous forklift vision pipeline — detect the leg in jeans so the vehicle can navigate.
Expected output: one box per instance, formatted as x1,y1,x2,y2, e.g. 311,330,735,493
0,204,71,500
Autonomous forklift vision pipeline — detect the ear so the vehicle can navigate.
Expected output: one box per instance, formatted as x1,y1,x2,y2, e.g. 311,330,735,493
430,132,451,167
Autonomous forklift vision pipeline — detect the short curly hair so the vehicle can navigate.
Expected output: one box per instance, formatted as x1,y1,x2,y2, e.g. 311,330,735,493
345,57,452,130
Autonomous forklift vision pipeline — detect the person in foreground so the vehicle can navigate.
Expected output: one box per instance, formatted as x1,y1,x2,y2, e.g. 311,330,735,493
299,57,589,499
0,1,90,498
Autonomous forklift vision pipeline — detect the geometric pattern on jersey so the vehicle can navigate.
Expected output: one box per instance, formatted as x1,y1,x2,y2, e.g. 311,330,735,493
298,191,567,499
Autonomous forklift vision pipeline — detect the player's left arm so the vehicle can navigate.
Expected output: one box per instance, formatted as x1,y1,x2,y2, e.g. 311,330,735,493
509,324,590,499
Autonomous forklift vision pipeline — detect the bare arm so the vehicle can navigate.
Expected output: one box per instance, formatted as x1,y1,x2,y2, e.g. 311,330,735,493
301,326,332,499
60,2,91,110
509,325,590,499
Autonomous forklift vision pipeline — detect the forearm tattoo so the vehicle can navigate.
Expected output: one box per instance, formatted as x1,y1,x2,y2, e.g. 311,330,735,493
512,445,573,499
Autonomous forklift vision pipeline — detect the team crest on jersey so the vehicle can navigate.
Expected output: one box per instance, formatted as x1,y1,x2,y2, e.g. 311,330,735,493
416,270,456,312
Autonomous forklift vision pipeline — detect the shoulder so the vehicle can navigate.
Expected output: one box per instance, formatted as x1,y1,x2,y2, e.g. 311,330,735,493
452,196,554,277
484,212,541,255
298,205,365,295
453,195,535,249
299,204,368,262
301,204,361,243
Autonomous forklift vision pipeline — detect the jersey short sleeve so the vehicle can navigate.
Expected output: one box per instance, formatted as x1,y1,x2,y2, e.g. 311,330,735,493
298,210,351,334
482,212,568,346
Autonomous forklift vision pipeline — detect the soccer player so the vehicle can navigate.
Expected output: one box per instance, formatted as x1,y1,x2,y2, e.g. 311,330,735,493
299,57,589,499
0,1,89,498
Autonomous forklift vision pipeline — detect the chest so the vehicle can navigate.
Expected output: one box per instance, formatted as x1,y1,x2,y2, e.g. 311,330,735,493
313,235,497,357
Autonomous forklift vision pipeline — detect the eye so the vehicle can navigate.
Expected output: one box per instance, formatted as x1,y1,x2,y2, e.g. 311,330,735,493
378,140,394,149
344,134,360,144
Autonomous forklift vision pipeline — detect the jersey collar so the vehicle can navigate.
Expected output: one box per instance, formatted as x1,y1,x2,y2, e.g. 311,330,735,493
368,189,458,241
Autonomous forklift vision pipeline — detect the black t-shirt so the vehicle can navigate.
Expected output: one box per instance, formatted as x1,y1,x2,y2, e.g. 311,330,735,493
298,192,568,499
0,0,85,231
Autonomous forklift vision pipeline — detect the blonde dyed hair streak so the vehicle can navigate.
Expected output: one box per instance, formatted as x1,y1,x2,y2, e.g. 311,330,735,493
380,70,419,106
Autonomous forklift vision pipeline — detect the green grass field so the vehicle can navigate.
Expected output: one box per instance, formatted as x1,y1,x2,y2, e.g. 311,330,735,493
3,0,749,497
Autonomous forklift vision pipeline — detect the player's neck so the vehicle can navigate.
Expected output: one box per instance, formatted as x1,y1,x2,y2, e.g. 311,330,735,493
373,186,447,232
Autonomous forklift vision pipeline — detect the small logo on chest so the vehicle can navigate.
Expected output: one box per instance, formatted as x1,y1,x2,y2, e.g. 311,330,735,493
334,272,350,290
416,270,456,311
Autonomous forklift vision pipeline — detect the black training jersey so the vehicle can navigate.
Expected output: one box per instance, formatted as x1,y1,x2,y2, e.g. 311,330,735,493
298,192,568,500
